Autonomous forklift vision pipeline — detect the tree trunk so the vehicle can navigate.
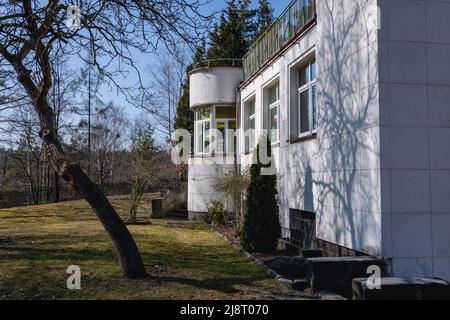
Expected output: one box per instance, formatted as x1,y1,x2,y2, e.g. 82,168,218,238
53,170,60,203
64,163,147,278
38,101,147,279
1,38,147,279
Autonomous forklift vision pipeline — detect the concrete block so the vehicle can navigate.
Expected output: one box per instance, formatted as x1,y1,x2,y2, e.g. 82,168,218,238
352,277,450,300
306,256,386,298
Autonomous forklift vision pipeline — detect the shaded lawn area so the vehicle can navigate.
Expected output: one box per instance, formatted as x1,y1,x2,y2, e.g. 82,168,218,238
0,195,308,300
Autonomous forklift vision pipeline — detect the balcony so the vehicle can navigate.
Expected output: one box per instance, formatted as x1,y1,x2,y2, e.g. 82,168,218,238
189,59,243,110
243,0,316,82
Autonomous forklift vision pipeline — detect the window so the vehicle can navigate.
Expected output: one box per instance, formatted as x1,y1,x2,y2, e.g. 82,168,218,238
298,59,317,136
245,98,256,153
215,106,236,154
195,107,211,155
194,106,236,156
267,83,280,143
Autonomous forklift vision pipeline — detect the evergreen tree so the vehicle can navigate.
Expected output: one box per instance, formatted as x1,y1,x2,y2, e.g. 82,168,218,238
241,136,281,253
256,0,274,38
207,0,256,60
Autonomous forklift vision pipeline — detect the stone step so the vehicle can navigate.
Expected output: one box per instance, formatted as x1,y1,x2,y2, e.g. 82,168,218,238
305,256,386,298
352,277,450,300
282,240,324,258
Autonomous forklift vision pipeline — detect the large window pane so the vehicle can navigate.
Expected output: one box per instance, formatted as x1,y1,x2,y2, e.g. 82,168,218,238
216,121,225,153
299,64,309,88
204,121,210,153
300,90,310,133
311,60,316,81
250,117,256,149
228,121,237,153
270,106,278,142
312,84,317,129
195,122,202,154
268,84,279,105
199,108,210,120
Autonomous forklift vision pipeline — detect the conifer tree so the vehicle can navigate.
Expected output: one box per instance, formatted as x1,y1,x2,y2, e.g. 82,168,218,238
207,0,256,60
241,136,281,253
256,0,274,38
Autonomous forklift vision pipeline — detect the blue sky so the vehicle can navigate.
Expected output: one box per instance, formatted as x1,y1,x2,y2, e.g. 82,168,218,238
101,0,289,120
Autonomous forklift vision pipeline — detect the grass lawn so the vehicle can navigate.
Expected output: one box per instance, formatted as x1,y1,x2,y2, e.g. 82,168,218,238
0,195,308,300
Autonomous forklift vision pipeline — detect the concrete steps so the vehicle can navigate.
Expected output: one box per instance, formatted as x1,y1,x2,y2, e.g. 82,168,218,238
352,277,450,300
305,256,386,298
281,239,324,258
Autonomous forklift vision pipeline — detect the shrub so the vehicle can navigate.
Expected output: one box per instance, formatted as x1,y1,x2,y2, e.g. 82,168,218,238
207,200,225,226
214,168,250,232
241,136,281,253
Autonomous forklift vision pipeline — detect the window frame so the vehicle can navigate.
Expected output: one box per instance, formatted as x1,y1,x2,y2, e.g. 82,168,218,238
194,105,236,156
245,98,257,153
266,82,280,145
195,109,211,155
215,118,237,155
297,59,317,139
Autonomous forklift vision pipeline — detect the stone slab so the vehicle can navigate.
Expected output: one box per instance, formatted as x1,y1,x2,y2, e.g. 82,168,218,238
352,277,450,300
306,256,386,298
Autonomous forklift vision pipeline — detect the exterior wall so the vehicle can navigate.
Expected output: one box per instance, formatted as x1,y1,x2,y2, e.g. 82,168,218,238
187,0,450,281
239,0,383,256
188,156,235,215
188,67,243,217
190,67,243,109
377,0,450,280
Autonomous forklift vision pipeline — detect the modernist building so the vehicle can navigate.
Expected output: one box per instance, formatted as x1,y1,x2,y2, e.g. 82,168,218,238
187,0,450,281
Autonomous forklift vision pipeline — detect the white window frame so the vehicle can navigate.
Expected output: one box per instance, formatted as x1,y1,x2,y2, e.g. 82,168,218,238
244,98,256,153
269,101,280,143
215,118,236,155
195,105,236,156
195,109,211,156
298,60,317,138
267,83,280,144
249,107,256,151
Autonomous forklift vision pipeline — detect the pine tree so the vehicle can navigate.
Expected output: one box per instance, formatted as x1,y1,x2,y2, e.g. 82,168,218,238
207,0,256,60
241,136,281,253
256,0,274,38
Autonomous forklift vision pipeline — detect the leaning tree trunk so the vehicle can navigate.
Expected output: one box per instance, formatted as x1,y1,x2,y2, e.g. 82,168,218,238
37,99,147,279
1,18,147,278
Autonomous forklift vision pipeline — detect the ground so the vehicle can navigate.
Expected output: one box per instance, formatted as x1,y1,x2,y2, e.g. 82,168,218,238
0,195,310,300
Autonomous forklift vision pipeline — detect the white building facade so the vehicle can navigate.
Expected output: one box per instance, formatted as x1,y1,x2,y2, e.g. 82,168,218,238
187,0,450,280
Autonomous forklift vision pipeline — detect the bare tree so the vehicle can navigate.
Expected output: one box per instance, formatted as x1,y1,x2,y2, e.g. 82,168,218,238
145,49,188,142
127,118,162,223
49,51,78,202
91,103,128,186
0,0,210,279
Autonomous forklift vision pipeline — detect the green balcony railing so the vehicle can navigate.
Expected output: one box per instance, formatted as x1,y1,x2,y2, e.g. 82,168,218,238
192,58,243,70
243,0,316,81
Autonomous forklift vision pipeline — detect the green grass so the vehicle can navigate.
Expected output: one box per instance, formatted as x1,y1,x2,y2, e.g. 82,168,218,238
0,195,306,300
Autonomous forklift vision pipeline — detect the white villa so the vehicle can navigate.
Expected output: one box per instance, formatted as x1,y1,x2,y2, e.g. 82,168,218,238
186,0,450,281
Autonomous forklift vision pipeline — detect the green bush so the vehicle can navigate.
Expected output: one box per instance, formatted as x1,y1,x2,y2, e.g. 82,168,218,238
241,137,281,253
207,200,225,226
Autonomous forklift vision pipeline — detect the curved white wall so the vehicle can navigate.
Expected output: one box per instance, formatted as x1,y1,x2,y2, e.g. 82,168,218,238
190,67,243,109
188,157,235,216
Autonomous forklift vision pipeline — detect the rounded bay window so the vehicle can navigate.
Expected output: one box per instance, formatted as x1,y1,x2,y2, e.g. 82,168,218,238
194,105,237,156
